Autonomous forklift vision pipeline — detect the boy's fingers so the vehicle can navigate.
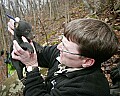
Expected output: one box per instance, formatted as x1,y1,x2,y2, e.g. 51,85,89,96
8,19,15,35
22,37,37,54
30,42,36,54
9,19,15,26
21,37,37,54
11,50,21,60
22,36,36,54
13,44,21,56
13,40,24,54
22,36,29,42
8,21,14,29
8,26,14,35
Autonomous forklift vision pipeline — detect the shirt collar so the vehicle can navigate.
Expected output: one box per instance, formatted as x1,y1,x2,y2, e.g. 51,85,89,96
55,57,84,76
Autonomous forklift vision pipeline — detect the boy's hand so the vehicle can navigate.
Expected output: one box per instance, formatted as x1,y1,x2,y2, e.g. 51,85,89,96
7,17,20,35
11,36,38,67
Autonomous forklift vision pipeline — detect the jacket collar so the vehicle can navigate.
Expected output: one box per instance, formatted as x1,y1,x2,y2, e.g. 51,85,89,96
55,57,101,78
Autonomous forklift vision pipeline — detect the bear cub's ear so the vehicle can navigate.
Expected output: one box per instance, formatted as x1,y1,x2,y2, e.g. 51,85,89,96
14,22,19,29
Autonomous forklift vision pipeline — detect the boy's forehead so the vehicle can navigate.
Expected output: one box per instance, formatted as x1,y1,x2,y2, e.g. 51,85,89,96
62,35,67,41
63,36,79,49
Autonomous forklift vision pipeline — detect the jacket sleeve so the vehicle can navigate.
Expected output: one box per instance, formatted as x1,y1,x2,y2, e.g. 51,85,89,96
33,41,59,68
23,67,48,96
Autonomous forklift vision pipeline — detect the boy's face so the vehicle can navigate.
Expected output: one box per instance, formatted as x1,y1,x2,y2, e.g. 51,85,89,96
57,36,85,68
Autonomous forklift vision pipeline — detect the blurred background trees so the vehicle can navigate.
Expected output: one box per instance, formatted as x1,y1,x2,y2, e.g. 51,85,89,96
0,0,120,95
0,0,120,50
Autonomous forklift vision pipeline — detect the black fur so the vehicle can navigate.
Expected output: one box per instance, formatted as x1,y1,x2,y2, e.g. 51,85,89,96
10,20,35,80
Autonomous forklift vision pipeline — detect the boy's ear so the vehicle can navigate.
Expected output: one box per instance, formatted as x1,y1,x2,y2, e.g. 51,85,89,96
82,58,95,68
14,22,19,29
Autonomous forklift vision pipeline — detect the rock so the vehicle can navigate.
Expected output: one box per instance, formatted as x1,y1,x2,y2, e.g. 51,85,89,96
0,71,24,96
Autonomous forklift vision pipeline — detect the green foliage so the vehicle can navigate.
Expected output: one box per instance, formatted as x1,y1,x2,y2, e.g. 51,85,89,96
7,63,15,76
47,31,56,39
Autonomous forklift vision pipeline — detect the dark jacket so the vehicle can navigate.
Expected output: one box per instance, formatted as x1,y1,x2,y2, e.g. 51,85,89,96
23,44,110,96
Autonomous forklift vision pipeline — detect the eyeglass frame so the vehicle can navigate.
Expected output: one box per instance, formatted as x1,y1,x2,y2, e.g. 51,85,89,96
59,35,85,58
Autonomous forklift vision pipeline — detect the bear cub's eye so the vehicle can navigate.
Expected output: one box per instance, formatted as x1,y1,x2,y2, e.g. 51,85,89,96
25,30,30,33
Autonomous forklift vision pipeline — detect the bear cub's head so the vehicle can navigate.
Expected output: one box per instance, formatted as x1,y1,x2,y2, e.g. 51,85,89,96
14,21,35,42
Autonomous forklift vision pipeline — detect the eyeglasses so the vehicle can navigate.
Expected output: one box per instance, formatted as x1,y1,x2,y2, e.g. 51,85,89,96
61,41,85,58
59,35,85,57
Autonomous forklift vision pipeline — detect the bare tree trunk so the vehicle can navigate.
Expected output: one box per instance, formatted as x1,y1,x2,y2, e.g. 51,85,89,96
65,0,70,23
49,0,52,19
1,2,8,51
